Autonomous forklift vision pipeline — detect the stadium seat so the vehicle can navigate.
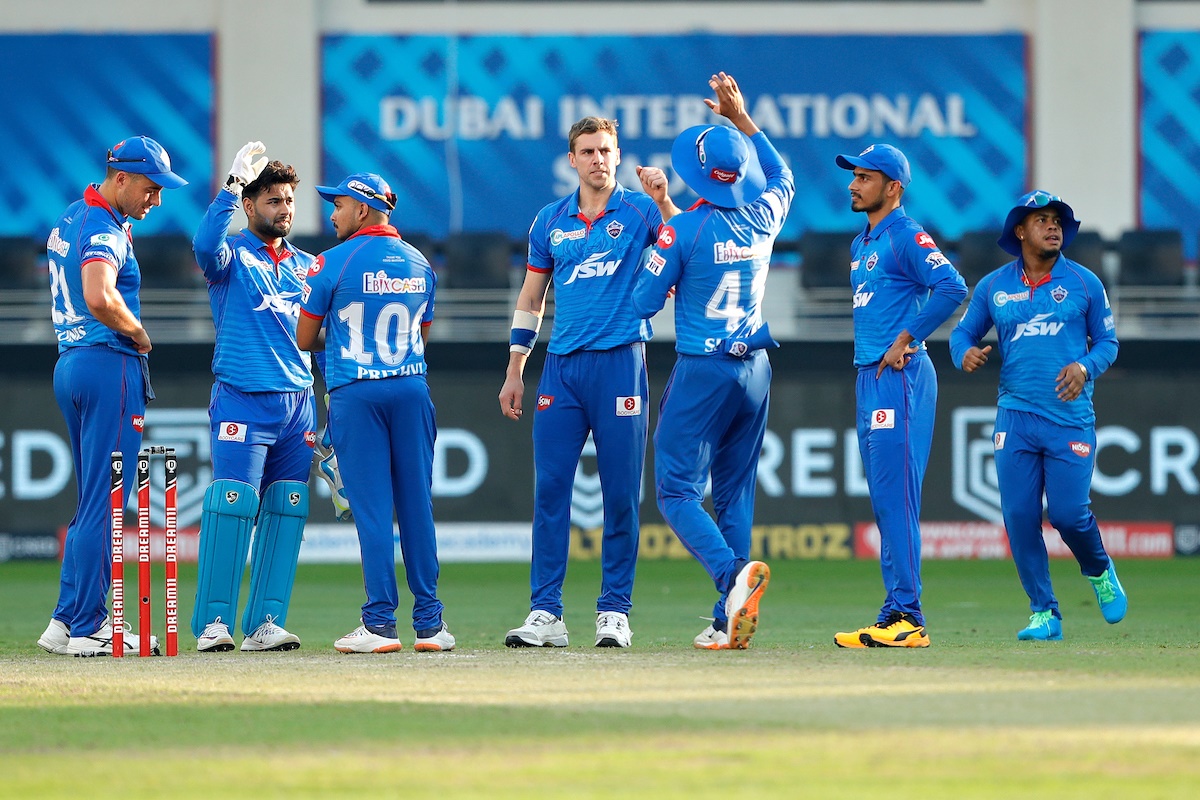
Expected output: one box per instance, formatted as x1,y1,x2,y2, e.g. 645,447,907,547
952,230,1008,290
441,232,515,289
136,235,203,288
1116,229,1185,286
0,236,45,289
797,230,856,289
1062,230,1109,285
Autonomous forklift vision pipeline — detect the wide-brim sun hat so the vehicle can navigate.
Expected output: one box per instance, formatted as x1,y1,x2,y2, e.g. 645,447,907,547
997,190,1080,257
670,124,766,209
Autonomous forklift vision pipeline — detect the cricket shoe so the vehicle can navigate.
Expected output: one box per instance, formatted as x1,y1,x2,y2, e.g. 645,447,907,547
693,621,729,650
504,610,569,648
335,620,402,653
1088,561,1128,624
67,618,158,657
197,617,235,652
595,612,632,648
314,426,352,522
414,622,456,652
864,612,930,648
37,618,70,655
241,616,301,651
1017,611,1063,641
725,560,770,649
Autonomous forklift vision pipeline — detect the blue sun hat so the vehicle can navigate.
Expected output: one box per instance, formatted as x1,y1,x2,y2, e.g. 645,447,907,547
835,143,911,188
997,190,1080,256
105,136,187,189
671,124,766,209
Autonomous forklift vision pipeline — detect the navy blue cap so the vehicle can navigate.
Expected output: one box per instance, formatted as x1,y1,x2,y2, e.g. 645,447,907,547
316,173,396,214
835,143,911,188
106,136,187,189
671,125,766,209
997,190,1080,257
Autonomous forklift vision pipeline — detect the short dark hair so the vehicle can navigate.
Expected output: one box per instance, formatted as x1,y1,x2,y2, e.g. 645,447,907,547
568,117,618,153
243,160,299,201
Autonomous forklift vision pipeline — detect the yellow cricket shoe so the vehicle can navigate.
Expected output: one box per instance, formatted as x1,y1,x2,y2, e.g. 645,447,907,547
835,612,930,648
833,625,872,648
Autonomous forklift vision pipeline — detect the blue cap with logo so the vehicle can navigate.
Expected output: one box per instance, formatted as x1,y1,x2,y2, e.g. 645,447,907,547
835,143,911,188
671,124,766,209
106,136,187,189
997,190,1080,257
316,172,396,214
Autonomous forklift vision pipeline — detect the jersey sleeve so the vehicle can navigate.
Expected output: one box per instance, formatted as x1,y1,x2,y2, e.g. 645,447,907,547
743,132,796,236
192,190,240,283
527,210,552,272
632,221,685,319
78,229,128,270
421,260,436,325
894,230,968,342
949,273,998,369
1078,271,1118,379
300,254,334,320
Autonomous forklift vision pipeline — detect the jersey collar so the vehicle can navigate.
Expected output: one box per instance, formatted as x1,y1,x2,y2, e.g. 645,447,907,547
84,184,131,234
862,205,907,241
568,183,625,222
349,224,401,240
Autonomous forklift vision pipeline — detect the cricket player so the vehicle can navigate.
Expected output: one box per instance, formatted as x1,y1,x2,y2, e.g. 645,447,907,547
38,135,186,656
950,190,1125,641
833,143,967,649
632,72,792,650
498,118,679,649
190,143,315,652
297,172,454,653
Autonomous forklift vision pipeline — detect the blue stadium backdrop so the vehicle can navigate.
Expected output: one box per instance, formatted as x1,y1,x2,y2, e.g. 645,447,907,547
0,34,214,236
321,34,1028,242
1141,30,1200,257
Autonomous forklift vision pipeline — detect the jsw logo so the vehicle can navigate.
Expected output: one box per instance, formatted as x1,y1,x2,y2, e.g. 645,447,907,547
852,283,874,308
253,291,302,317
564,251,620,285
1011,313,1064,341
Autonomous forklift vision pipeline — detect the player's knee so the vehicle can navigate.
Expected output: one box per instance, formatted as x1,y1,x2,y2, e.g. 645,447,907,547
261,480,310,519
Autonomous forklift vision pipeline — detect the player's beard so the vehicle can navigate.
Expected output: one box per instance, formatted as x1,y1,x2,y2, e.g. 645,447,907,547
850,193,884,215
252,216,292,241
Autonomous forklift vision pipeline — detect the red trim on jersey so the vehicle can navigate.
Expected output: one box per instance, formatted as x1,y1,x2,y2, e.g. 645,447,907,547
685,198,709,212
349,224,400,240
527,263,552,274
299,308,324,320
80,256,117,271
83,185,114,211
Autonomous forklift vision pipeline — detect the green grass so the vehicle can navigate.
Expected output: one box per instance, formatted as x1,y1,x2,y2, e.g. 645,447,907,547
1,558,1198,798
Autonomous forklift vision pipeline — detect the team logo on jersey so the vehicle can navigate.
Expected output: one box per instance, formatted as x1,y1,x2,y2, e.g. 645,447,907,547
926,251,950,269
307,255,324,276
131,415,145,432
606,220,624,239
1069,441,1092,458
564,251,621,285
616,396,642,417
218,422,247,442
729,341,749,357
304,431,317,447
47,228,70,257
1011,312,1064,341
915,232,937,249
870,408,895,430
1051,285,1069,303
656,226,676,249
550,228,587,246
993,431,1006,450
646,252,666,276
536,395,554,411
865,252,879,271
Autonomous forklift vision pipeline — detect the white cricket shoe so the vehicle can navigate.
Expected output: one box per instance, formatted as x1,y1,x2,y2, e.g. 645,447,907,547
595,611,632,648
693,622,730,650
197,617,235,652
414,622,456,652
504,610,569,648
37,618,70,655
335,621,402,653
314,427,352,522
67,618,158,657
241,616,300,652
725,560,770,650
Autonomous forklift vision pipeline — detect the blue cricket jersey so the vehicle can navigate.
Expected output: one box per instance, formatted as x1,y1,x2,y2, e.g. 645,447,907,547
48,185,145,357
849,208,967,367
631,131,795,353
300,225,435,391
949,255,1118,427
193,189,314,392
527,183,663,354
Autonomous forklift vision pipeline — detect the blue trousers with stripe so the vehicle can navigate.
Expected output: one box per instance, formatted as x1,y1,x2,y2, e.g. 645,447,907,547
856,352,936,625
529,344,648,617
993,407,1109,618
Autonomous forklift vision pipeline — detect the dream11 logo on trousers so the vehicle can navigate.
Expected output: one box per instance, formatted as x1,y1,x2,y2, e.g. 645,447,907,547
951,407,1200,523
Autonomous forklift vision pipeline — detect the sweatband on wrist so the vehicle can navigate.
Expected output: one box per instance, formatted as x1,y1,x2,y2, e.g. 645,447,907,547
509,310,542,355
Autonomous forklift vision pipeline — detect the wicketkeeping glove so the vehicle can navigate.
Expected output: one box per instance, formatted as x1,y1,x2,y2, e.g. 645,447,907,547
227,141,268,188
